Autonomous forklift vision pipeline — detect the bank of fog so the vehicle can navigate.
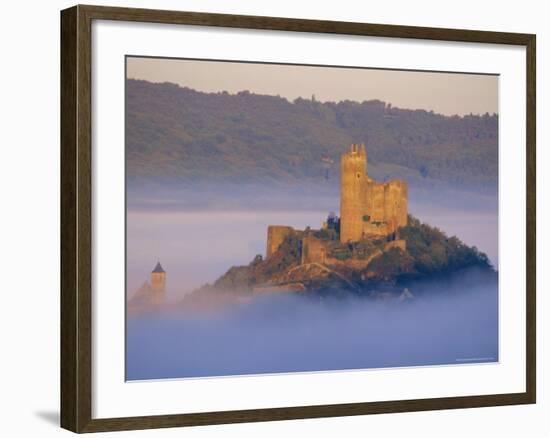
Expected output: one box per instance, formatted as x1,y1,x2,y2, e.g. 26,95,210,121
127,271,498,380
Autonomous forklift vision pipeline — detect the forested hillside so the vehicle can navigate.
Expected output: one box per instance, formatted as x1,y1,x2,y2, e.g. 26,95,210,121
126,79,498,190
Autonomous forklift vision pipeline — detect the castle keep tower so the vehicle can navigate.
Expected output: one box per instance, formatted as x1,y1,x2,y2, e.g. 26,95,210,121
340,144,408,243
340,143,368,243
150,261,166,305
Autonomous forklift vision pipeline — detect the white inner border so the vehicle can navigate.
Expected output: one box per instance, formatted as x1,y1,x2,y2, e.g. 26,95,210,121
92,20,526,419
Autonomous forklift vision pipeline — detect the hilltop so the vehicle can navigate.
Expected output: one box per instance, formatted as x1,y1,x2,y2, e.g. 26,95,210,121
181,215,495,307
126,79,498,192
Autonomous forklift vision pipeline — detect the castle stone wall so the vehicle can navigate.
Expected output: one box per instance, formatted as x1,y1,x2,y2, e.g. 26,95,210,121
385,239,407,252
384,180,408,228
301,236,327,264
366,182,386,222
266,225,294,258
362,220,391,238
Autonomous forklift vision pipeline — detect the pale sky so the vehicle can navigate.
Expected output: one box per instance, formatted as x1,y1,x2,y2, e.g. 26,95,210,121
127,56,498,116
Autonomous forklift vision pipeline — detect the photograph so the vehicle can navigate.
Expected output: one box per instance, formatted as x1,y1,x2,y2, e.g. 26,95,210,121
0,0,542,435
125,57,500,381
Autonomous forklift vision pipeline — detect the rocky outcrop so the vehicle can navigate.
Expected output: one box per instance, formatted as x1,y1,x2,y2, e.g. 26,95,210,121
184,215,494,302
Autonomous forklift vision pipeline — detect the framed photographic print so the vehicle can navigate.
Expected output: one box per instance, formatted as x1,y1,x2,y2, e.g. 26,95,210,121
60,4,536,433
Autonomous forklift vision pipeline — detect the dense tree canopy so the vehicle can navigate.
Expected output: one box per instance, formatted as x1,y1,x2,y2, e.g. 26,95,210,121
126,79,498,191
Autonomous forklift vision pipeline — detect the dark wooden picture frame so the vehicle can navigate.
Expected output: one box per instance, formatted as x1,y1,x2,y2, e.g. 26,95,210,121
61,4,536,433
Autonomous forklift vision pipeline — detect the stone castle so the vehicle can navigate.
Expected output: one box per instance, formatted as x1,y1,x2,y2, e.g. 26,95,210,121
266,144,408,265
132,144,409,304
340,143,407,242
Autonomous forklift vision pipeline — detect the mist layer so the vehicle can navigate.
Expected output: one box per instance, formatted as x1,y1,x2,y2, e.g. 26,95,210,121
126,276,498,380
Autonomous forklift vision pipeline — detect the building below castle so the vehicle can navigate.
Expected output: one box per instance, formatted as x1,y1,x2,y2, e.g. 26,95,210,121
266,144,408,266
128,262,166,312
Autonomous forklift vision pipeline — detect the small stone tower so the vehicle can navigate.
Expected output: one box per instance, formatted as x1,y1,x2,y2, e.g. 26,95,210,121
340,143,368,243
266,225,294,258
150,261,166,305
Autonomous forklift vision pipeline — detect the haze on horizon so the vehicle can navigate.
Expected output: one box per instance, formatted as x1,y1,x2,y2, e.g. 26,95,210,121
127,56,498,117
